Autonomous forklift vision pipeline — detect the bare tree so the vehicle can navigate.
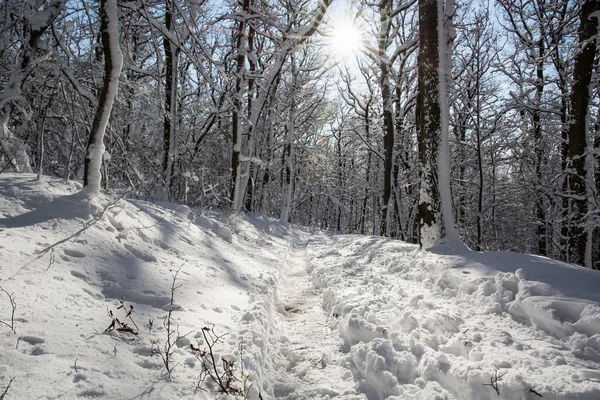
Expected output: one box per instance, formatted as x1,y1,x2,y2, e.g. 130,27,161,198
0,0,65,173
230,0,334,213
417,0,461,248
565,0,600,267
83,0,123,196
162,0,180,197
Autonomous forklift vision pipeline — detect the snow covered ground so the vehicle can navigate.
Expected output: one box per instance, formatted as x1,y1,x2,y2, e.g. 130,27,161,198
0,173,599,400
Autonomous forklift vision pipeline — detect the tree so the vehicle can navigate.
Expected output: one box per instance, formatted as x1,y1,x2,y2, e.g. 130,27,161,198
564,0,600,267
0,0,65,173
416,0,461,248
229,0,334,213
496,0,571,257
162,0,180,197
83,0,123,196
450,5,503,251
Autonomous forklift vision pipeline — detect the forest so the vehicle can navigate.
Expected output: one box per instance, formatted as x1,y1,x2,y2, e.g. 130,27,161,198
0,0,599,269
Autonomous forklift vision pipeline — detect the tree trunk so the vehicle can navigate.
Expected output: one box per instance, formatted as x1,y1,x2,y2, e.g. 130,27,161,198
475,30,484,252
417,0,461,249
230,0,250,212
83,0,123,196
378,0,394,237
361,106,372,235
162,0,178,199
533,34,547,256
565,0,599,267
244,22,257,213
279,56,296,226
594,127,600,269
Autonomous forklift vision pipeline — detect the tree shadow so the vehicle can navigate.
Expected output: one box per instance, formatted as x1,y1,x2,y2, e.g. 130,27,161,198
0,192,96,229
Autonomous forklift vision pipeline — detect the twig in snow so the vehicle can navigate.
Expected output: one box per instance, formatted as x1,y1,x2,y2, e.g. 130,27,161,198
152,266,190,378
529,388,543,397
190,326,241,394
0,377,15,400
46,249,56,271
483,370,507,396
129,210,173,232
95,189,132,220
117,297,139,331
0,286,16,334
0,159,16,174
104,306,138,336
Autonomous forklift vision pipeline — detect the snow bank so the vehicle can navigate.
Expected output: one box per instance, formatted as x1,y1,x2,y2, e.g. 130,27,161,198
306,235,600,400
0,174,285,399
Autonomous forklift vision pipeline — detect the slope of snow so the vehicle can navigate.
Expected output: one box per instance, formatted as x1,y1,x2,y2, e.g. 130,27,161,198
0,173,599,400
306,236,600,399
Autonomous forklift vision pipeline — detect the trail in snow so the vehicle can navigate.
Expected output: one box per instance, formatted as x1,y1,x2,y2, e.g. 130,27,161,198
270,236,364,399
238,229,600,400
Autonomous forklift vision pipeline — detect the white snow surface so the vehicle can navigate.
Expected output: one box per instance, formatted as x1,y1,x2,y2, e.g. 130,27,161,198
0,173,599,399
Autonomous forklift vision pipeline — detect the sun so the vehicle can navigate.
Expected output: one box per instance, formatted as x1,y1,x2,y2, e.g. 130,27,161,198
329,22,364,58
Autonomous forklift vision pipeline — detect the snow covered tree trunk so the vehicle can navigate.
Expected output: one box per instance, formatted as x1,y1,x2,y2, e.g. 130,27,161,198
565,0,599,267
417,0,461,249
83,0,123,196
244,21,258,213
230,0,250,213
0,0,65,174
594,127,600,269
361,106,373,235
533,35,547,257
279,59,296,227
162,0,178,199
378,0,394,237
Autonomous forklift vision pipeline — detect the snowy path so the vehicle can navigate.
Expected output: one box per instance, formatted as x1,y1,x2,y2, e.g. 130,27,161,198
237,230,600,400
268,236,364,399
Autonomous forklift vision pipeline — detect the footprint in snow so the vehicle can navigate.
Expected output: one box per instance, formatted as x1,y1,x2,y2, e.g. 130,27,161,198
124,243,157,262
136,359,162,370
63,249,86,258
78,389,105,397
133,346,154,357
17,335,49,356
282,304,302,314
70,270,88,281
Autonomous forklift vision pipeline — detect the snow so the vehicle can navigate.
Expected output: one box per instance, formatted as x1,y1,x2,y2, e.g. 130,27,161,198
1,173,599,399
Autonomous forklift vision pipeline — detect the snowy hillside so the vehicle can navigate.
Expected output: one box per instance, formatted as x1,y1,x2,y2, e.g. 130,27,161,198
0,174,599,400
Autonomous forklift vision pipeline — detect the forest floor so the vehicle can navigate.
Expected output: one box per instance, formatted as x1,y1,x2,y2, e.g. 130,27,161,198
0,173,599,400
